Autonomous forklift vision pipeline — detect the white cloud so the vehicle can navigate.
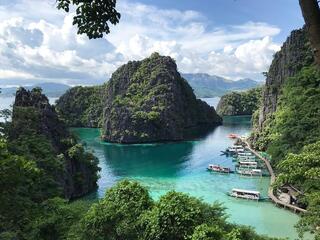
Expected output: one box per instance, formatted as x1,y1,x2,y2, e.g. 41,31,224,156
0,69,34,79
0,0,282,86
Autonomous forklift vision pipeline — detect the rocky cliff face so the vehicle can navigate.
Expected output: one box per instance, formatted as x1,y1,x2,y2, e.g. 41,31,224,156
102,53,222,143
258,28,313,130
9,87,99,199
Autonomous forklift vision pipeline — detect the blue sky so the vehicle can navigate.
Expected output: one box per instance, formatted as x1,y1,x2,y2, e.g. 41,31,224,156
0,0,305,87
138,0,304,42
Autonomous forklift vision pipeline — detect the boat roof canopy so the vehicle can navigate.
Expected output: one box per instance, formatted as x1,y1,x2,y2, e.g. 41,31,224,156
239,161,257,164
232,188,260,195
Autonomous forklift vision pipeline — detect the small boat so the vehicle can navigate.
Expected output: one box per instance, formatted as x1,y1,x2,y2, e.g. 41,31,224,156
208,164,234,174
238,152,253,156
236,168,262,176
237,155,256,160
228,133,238,139
227,145,244,153
228,188,261,200
238,161,258,168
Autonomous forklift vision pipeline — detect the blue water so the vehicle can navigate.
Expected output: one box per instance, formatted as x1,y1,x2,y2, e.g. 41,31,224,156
0,96,304,239
72,117,302,239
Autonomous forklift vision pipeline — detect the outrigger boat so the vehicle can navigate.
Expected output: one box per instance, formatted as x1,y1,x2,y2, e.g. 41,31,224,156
238,161,258,168
226,145,245,154
236,168,262,176
228,188,261,201
238,152,253,156
237,155,256,161
207,164,234,174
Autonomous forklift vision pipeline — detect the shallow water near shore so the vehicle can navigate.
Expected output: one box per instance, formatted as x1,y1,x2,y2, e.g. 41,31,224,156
71,116,304,239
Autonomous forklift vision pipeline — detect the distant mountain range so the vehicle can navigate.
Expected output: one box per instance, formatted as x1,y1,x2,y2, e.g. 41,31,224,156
182,73,261,97
0,74,261,99
0,83,71,98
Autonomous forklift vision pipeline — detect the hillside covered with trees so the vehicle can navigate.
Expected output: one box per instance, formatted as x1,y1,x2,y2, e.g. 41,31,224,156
250,27,320,239
216,87,262,116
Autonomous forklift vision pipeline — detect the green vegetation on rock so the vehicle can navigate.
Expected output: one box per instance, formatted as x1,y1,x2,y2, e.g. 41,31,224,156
102,53,222,143
250,28,320,238
216,87,262,116
0,87,100,239
252,67,320,164
56,85,105,127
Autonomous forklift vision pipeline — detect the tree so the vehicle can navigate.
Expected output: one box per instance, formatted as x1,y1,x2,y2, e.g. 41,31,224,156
191,224,224,240
299,0,320,68
0,139,42,238
276,141,320,239
140,191,226,240
56,0,120,39
80,180,153,240
29,198,91,240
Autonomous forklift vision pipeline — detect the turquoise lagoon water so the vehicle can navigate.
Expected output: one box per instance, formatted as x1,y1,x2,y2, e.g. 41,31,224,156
0,97,303,239
72,117,302,239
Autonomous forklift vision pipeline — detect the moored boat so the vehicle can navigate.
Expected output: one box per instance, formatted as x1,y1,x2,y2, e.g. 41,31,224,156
237,155,256,161
226,145,245,154
229,188,261,200
238,161,258,168
228,133,238,139
236,168,262,176
208,164,234,174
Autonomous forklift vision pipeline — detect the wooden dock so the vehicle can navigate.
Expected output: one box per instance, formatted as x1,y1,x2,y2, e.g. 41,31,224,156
239,138,307,214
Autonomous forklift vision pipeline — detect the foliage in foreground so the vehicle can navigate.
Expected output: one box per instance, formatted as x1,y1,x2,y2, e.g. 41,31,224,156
0,167,282,240
276,141,320,239
56,0,120,39
78,180,278,240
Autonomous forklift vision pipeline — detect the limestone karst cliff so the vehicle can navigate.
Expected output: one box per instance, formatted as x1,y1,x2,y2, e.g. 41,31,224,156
9,87,99,199
102,53,222,143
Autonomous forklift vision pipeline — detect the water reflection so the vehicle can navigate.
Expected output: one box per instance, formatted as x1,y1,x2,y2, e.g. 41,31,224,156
100,142,195,178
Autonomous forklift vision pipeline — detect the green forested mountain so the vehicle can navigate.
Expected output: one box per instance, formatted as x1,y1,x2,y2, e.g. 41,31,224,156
102,53,221,143
0,87,100,239
216,87,262,116
250,28,320,239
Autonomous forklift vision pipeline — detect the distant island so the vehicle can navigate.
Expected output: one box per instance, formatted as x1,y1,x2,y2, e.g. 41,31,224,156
216,87,262,116
0,74,260,100
0,82,71,98
182,73,260,98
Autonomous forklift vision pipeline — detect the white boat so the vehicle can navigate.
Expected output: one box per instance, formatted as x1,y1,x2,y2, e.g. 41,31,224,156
239,161,258,168
229,188,261,200
236,168,262,176
237,155,256,161
207,164,234,173
238,152,253,156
